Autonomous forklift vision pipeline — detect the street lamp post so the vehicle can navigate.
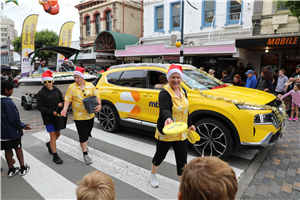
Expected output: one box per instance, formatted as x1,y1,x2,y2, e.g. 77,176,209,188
180,0,184,64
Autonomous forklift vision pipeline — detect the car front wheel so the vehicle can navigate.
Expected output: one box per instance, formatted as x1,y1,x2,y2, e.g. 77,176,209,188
193,118,233,159
98,104,120,132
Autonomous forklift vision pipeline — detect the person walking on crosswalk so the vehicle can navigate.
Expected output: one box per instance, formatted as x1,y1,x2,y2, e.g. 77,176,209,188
37,71,64,164
150,64,196,188
1,80,31,177
61,67,102,165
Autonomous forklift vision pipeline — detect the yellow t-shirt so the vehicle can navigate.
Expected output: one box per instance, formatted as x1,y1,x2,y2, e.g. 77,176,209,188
155,84,189,141
65,81,100,120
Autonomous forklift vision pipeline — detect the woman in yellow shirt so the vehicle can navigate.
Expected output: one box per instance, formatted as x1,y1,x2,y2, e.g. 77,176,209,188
61,67,101,165
149,64,196,188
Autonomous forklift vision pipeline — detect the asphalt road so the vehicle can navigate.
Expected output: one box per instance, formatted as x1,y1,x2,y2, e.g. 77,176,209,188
1,88,265,200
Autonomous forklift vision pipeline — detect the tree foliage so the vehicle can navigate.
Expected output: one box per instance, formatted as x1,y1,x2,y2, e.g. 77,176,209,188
12,29,59,64
276,0,300,23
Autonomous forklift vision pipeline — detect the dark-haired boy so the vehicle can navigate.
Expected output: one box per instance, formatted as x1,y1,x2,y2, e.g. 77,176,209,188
1,80,31,177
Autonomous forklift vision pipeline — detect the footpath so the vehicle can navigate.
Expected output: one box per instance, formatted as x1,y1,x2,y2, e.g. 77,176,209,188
238,99,300,200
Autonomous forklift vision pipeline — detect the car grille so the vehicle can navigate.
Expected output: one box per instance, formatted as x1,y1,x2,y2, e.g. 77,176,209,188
266,99,284,129
270,111,280,129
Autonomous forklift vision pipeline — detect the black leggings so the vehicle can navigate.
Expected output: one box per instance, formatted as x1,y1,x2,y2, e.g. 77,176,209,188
152,139,188,176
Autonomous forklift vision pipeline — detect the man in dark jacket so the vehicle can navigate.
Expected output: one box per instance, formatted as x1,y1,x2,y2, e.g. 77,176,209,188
221,71,233,84
1,80,31,177
37,71,64,164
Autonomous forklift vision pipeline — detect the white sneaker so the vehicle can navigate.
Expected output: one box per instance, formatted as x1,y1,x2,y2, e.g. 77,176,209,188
84,155,92,165
149,173,159,188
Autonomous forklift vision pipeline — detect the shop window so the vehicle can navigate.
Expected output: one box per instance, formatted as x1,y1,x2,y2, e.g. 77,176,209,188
95,14,101,35
86,16,90,37
106,11,112,31
169,1,181,33
154,5,164,33
277,1,289,12
200,0,216,30
225,0,243,26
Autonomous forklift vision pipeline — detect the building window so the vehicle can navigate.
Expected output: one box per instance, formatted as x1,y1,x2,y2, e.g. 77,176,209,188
4,33,7,36
225,0,243,25
154,5,164,33
277,1,289,11
86,16,90,37
169,1,181,33
106,11,112,31
4,28,7,31
201,0,216,30
95,14,101,35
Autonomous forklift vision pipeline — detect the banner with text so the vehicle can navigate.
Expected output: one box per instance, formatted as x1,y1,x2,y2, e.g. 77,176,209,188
21,14,39,77
56,21,75,71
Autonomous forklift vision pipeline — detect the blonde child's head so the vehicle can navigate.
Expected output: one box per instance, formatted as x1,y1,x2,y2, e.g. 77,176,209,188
76,171,116,200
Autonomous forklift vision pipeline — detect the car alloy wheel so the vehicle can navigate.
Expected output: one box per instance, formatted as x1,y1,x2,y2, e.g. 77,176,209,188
193,118,232,159
99,104,120,132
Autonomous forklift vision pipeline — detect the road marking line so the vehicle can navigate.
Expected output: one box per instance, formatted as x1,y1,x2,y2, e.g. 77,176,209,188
1,149,77,200
33,131,179,200
68,123,244,180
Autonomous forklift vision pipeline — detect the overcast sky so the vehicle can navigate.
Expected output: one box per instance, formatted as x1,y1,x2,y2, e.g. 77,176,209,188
1,0,81,41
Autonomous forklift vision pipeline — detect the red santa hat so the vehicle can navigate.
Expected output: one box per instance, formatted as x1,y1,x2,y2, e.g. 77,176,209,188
40,60,45,64
74,66,85,79
64,58,69,61
167,64,183,80
41,70,54,83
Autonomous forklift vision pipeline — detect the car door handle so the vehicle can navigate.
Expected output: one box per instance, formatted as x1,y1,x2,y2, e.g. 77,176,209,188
112,91,118,94
143,94,148,97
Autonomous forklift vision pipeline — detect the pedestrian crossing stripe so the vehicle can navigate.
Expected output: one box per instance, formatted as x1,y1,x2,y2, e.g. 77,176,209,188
1,149,77,200
70,122,244,180
33,131,179,200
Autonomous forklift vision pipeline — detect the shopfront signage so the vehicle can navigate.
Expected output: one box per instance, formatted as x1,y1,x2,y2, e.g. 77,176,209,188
96,55,116,60
116,44,235,57
236,36,300,48
266,37,299,46
163,56,179,60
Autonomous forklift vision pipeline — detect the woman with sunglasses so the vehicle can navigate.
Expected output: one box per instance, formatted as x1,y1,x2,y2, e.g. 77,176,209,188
37,71,64,164
61,67,101,165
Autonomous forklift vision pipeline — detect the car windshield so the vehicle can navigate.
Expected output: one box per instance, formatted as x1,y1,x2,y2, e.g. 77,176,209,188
183,69,220,90
33,64,76,74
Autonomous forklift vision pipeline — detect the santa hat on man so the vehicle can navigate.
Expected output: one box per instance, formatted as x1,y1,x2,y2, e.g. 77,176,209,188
41,70,54,83
167,64,183,80
74,66,85,79
64,58,69,62
40,60,45,64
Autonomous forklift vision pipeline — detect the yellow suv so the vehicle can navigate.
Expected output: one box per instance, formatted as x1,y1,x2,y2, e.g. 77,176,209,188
96,63,286,159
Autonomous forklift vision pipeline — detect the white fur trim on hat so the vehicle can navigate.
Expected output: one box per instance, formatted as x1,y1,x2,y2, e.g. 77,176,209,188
41,77,54,83
73,71,85,79
167,68,183,81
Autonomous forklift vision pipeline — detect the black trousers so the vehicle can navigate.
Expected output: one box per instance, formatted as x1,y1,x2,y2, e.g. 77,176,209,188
74,118,94,143
152,139,188,176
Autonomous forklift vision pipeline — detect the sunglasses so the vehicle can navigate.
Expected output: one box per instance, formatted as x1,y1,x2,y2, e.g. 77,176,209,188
43,81,53,84
297,67,300,70
160,76,166,80
82,89,86,97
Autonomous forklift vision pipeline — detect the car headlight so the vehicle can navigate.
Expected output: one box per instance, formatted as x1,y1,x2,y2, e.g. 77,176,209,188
236,104,266,110
254,113,273,123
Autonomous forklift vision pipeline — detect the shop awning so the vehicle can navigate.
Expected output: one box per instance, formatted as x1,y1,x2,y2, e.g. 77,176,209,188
94,31,139,52
236,35,300,51
1,65,10,70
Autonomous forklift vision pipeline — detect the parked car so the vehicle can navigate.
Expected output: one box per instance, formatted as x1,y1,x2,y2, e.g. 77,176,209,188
95,63,286,159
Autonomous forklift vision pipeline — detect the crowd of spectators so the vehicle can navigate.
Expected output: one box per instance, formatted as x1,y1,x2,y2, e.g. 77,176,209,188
202,63,300,97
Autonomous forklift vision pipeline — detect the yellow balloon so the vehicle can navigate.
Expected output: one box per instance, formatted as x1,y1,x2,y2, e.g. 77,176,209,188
175,41,181,48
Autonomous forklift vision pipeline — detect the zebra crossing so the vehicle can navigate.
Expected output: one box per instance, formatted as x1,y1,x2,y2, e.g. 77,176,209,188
1,122,256,200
